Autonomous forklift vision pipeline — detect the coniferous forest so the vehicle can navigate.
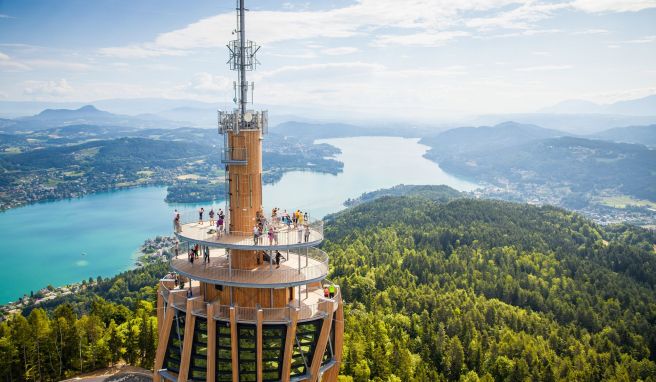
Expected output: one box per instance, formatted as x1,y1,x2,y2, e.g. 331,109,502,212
1,191,656,381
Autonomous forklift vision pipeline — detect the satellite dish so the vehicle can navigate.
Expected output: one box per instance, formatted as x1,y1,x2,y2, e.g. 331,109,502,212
244,112,253,122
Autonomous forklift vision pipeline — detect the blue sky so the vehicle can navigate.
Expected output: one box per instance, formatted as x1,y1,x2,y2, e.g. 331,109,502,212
0,0,655,119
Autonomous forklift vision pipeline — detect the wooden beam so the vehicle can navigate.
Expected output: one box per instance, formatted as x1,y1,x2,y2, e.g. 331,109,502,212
230,307,239,382
157,284,164,338
256,308,264,382
280,308,299,382
178,298,198,382
154,292,176,382
320,290,344,382
308,301,334,382
207,303,216,382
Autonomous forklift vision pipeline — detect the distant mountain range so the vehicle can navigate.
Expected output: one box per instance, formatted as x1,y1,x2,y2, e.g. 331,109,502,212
540,94,656,116
0,105,188,132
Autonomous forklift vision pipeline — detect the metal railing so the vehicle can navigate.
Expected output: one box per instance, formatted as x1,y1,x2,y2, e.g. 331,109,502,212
162,283,341,324
174,211,324,248
170,247,329,286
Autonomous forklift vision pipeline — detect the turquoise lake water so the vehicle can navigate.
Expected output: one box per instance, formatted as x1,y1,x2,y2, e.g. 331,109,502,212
0,136,477,303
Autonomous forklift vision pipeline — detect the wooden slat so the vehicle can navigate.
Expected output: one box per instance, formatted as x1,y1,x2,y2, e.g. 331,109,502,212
207,303,216,382
178,298,197,382
256,308,264,382
280,308,299,382
153,292,176,382
321,289,344,382
230,307,239,382
308,301,334,382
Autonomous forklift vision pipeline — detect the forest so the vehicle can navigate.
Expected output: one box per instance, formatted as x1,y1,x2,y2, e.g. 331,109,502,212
1,191,656,381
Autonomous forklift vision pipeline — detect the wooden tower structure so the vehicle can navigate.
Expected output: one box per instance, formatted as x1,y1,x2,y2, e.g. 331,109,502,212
153,1,344,381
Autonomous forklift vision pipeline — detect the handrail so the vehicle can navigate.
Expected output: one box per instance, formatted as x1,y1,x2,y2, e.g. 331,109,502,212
174,218,324,249
221,147,248,163
169,247,329,286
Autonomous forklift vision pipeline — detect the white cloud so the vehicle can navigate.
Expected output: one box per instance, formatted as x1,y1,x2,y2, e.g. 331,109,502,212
0,14,13,19
573,28,609,34
23,79,74,96
321,47,359,55
180,72,232,95
373,31,470,47
0,51,30,71
571,0,656,13
515,64,573,72
623,35,656,43
99,44,188,58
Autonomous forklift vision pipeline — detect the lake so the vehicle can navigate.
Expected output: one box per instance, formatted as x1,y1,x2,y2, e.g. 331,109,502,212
0,136,477,303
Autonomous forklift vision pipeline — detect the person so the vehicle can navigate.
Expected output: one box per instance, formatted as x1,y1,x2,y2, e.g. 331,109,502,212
272,226,278,245
275,250,285,268
268,225,274,245
218,209,225,221
253,225,260,245
216,215,224,238
304,224,311,242
194,243,200,259
209,208,215,226
189,249,194,264
198,207,204,225
204,246,210,264
304,212,309,222
328,284,336,299
297,225,303,243
299,211,304,225
323,286,330,298
173,209,181,233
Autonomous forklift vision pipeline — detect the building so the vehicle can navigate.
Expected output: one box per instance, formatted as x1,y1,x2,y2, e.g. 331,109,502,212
153,1,344,381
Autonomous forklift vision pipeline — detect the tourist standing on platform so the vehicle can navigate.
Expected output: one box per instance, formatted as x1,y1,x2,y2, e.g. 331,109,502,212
329,284,335,298
173,209,181,233
297,225,303,243
272,226,278,245
253,225,260,245
268,225,274,245
198,207,204,225
209,208,215,225
217,215,224,238
304,224,311,242
299,211,305,225
204,246,210,264
304,212,308,223
275,250,285,268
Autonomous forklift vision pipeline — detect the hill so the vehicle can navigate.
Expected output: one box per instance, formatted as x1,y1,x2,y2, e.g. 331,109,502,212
344,184,463,207
592,124,656,147
3,192,655,380
438,136,656,203
2,105,185,132
542,94,656,116
324,193,656,381
421,121,563,161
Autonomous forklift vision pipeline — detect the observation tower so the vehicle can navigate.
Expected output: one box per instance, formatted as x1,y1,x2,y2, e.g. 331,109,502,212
153,1,344,381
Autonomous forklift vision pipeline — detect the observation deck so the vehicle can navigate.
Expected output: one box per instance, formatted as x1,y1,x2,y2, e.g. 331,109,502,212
169,247,328,287
160,280,339,324
174,213,323,250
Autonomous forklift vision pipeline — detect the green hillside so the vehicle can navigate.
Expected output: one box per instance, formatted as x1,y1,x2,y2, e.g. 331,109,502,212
2,191,656,381
324,194,656,381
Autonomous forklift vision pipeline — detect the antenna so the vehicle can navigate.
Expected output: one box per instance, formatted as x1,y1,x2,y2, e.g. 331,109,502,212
218,0,267,136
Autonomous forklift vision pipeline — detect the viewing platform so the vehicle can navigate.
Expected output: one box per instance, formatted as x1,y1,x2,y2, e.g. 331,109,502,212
174,215,324,250
169,247,329,287
160,280,339,323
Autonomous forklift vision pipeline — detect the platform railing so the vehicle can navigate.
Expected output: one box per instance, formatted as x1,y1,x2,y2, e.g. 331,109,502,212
170,247,329,286
195,288,341,323
174,211,324,248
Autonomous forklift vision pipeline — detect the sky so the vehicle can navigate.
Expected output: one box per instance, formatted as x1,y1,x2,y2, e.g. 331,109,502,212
0,0,655,120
